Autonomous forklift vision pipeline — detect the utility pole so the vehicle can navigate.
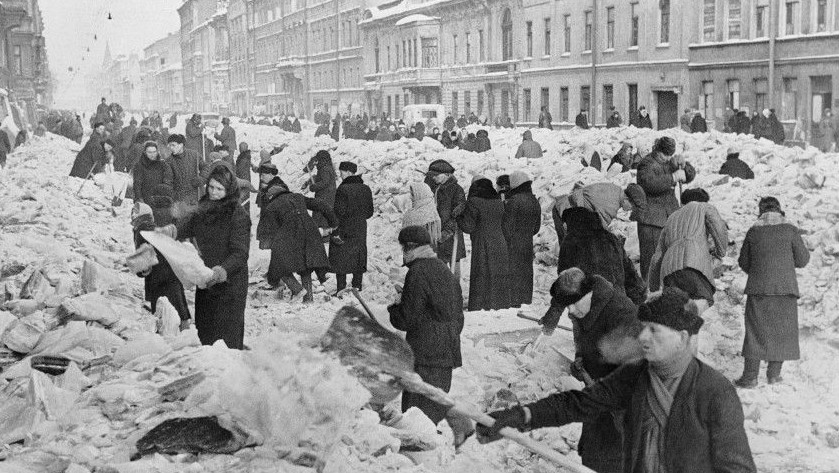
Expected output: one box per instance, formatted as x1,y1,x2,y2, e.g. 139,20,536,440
335,0,341,115
590,0,598,126
768,0,777,109
245,0,252,115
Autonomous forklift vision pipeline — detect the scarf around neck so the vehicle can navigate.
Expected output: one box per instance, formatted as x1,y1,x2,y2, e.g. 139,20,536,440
403,245,437,266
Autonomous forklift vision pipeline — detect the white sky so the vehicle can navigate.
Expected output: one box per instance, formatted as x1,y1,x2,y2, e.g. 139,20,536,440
40,0,181,104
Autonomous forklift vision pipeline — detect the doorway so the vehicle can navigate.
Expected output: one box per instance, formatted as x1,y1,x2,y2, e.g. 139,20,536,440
501,90,510,118
656,91,678,129
811,75,833,125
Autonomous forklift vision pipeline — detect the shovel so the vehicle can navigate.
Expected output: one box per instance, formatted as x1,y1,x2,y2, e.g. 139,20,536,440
320,306,596,473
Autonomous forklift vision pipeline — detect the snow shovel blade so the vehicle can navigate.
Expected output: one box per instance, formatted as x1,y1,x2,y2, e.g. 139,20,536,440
320,305,415,404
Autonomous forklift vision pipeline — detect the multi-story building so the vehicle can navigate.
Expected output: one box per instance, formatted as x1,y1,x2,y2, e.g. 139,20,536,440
141,33,183,113
228,0,252,115
1,0,50,121
178,0,231,113
688,0,839,137
104,53,141,110
251,0,364,117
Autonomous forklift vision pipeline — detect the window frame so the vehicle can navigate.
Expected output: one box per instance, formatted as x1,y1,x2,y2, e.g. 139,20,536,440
544,17,551,56
605,7,615,50
659,0,671,45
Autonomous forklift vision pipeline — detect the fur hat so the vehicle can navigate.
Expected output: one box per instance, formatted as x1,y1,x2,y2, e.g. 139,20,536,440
398,225,432,247
339,161,358,173
550,267,595,309
509,171,531,190
258,163,278,175
427,159,455,175
758,196,783,216
653,136,676,156
638,287,704,335
681,188,710,205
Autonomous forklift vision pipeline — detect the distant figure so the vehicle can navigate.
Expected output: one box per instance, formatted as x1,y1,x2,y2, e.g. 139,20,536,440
538,106,553,130
690,112,708,133
633,106,653,129
718,150,754,180
214,117,237,156
606,108,622,128
575,110,589,129
514,130,543,159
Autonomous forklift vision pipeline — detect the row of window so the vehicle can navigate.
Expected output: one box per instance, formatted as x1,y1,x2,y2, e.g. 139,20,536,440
703,0,834,42
698,76,817,122
523,85,630,123
372,31,487,73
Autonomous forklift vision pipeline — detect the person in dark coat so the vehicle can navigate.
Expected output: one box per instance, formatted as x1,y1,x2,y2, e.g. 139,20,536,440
736,110,751,135
291,117,302,133
495,175,511,201
766,109,785,144
388,226,464,425
539,268,639,473
329,162,374,293
133,141,175,225
443,115,455,131
131,203,190,328
214,117,237,155
464,288,756,473
456,178,511,311
503,171,542,307
303,150,337,230
736,197,809,388
168,113,178,130
424,160,466,273
255,164,284,248
690,112,708,133
635,136,696,279
115,118,138,172
718,150,754,180
575,110,589,129
538,106,553,129
264,173,338,303
185,114,206,159
608,142,638,174
330,115,341,141
159,165,251,349
69,123,107,178
315,122,331,137
474,129,491,152
606,109,622,128
234,142,252,182
166,134,206,207
749,111,762,137
727,110,740,134
633,106,653,129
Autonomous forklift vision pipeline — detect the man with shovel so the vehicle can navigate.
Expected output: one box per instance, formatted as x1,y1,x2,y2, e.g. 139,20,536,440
423,159,466,276
388,226,466,431
540,267,640,473
463,287,756,473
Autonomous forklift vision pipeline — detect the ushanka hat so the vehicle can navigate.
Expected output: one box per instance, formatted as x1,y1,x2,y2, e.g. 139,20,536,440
427,159,455,175
550,268,595,309
339,161,358,173
638,287,704,335
398,225,432,247
258,163,278,175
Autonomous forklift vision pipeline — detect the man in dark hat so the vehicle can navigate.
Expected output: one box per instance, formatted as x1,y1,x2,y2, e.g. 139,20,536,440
456,287,756,473
423,159,466,274
329,161,374,294
166,133,206,207
539,267,638,473
388,225,464,427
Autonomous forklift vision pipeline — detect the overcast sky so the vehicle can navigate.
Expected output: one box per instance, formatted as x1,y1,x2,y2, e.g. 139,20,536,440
40,0,181,103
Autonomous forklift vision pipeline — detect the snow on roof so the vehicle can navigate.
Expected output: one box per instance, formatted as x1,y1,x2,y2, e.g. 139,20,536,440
362,0,453,23
395,13,439,26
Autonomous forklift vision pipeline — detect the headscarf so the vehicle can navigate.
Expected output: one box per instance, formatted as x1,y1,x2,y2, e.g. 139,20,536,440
467,177,499,200
402,182,442,247
568,182,630,230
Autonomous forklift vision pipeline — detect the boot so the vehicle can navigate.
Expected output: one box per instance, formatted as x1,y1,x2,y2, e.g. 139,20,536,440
301,273,314,303
734,358,759,389
767,361,784,384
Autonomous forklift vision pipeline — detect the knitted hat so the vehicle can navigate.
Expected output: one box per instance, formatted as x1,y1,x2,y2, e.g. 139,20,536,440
758,196,783,216
398,225,432,247
131,202,153,224
258,163,278,175
339,161,358,173
638,287,704,335
509,171,531,190
427,159,455,175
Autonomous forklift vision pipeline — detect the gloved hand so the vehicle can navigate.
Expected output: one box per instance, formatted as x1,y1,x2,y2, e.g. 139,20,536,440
539,305,563,334
672,154,687,167
570,357,587,383
207,266,228,287
475,406,529,444
672,169,687,183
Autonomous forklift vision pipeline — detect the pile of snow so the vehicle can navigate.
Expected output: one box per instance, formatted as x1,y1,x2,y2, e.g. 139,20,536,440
0,123,837,472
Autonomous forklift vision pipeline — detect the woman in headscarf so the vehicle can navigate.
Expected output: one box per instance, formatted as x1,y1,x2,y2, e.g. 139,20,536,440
132,141,174,225
503,171,542,307
303,149,338,284
402,181,441,250
158,165,250,348
736,197,809,388
457,177,511,310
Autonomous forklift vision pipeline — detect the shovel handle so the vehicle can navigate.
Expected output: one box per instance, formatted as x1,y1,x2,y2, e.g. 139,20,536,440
350,288,375,320
516,312,572,332
398,373,596,473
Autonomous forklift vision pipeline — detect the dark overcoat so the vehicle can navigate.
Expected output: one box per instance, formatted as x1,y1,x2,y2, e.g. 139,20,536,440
177,197,251,349
425,175,466,262
526,359,756,473
329,175,374,274
719,156,754,180
69,133,104,178
457,193,511,311
307,156,337,228
134,228,190,321
503,182,542,306
168,149,205,205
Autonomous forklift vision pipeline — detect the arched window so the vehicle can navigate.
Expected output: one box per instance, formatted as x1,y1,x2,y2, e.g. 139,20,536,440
502,8,513,60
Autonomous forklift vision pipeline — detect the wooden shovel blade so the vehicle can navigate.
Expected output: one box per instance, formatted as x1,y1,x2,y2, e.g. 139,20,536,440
320,306,415,404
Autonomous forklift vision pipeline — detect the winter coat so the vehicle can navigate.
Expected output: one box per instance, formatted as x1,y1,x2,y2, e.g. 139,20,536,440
635,152,696,228
680,113,693,132
457,189,511,311
539,111,553,129
425,175,467,262
606,113,622,128
69,133,105,178
456,117,467,128
133,228,190,321
329,175,374,274
235,150,252,182
575,113,589,129
307,156,337,228
690,114,708,133
443,116,455,131
255,177,287,244
388,256,464,368
634,112,653,129
525,358,756,473
474,130,491,152
768,115,785,144
581,151,602,171
214,125,237,155
95,103,111,124
514,139,543,159
718,155,754,180
738,213,809,297
558,208,647,306
133,154,174,218
185,120,204,157
648,202,728,292
118,124,137,150
503,182,542,306
176,197,251,349
264,188,337,280
315,124,331,137
168,149,205,205
292,119,302,133
736,114,751,135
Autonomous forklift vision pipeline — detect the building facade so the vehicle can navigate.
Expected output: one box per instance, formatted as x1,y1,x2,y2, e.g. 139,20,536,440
178,0,231,113
141,33,183,113
104,53,141,110
1,0,50,122
688,0,839,137
228,0,253,115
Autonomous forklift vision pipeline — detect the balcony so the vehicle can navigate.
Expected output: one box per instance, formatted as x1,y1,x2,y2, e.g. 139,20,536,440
366,67,443,89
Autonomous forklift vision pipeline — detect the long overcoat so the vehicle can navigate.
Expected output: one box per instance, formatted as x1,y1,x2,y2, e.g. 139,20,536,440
457,194,511,310
329,175,374,274
503,182,542,306
425,175,466,262
69,133,104,178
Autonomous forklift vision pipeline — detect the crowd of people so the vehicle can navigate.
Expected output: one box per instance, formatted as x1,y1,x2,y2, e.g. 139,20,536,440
56,97,816,473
